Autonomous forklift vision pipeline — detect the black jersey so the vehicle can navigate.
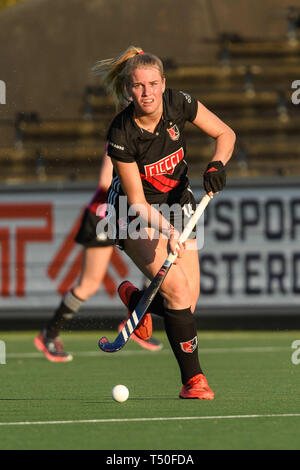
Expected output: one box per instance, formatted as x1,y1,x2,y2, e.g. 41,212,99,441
106,88,198,205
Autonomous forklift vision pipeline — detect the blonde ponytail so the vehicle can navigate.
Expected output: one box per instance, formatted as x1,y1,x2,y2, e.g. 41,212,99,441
92,46,164,109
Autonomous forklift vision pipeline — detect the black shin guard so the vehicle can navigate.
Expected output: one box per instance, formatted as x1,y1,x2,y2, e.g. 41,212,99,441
46,290,83,338
164,307,202,384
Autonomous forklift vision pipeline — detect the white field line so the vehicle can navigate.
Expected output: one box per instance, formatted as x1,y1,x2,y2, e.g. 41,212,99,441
0,413,300,427
5,346,290,359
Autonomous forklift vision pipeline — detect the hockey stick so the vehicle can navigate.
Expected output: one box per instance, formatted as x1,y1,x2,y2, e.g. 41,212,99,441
98,193,212,352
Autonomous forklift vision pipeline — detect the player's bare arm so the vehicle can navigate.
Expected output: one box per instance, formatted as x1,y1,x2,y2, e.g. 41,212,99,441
192,100,236,166
97,148,114,190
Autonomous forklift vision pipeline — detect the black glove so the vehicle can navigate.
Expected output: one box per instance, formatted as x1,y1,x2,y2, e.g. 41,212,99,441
203,161,226,194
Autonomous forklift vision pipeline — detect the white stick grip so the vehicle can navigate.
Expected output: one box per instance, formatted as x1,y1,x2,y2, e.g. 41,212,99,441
167,193,212,263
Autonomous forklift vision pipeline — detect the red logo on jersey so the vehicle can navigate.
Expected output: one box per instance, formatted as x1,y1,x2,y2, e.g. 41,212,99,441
144,147,184,177
167,124,180,141
180,336,198,353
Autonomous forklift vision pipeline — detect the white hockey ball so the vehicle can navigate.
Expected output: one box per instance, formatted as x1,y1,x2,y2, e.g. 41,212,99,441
111,384,129,403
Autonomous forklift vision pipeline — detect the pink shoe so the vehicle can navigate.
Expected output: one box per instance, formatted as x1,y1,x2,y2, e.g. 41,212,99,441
34,330,73,363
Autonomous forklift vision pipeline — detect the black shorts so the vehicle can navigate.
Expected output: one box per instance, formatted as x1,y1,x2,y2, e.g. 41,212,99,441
105,186,197,250
75,208,114,248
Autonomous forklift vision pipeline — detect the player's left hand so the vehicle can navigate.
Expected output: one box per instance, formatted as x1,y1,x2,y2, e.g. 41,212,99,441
203,160,226,195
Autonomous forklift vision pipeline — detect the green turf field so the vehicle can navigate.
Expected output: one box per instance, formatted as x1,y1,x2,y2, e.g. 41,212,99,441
0,329,300,450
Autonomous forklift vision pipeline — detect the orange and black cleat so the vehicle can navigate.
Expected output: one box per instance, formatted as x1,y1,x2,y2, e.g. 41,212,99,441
179,374,214,399
118,321,162,351
118,281,152,341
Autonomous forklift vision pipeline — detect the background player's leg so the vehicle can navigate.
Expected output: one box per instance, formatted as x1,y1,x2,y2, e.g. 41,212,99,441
46,245,114,339
34,246,113,362
73,246,114,300
36,242,162,360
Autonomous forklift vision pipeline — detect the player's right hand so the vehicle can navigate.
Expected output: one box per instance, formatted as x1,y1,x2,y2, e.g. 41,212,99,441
169,227,185,261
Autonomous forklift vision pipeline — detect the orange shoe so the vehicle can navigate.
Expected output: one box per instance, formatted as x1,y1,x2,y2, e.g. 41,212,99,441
118,321,162,351
179,374,214,399
118,281,152,341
